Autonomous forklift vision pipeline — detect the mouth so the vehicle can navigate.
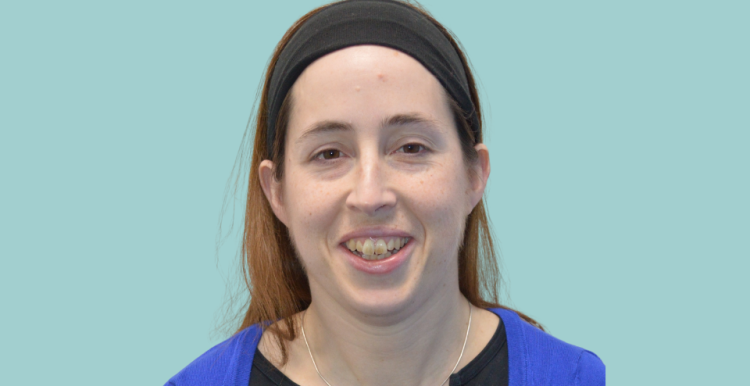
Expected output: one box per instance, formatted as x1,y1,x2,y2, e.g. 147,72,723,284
342,236,410,261
339,235,413,275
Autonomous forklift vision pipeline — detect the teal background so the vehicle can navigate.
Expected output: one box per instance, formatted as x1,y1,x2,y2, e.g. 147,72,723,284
1,0,747,384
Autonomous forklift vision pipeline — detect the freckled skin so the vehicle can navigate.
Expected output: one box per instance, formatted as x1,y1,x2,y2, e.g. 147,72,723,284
261,45,486,318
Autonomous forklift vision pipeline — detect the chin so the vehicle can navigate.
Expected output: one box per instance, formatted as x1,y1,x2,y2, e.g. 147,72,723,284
338,282,428,320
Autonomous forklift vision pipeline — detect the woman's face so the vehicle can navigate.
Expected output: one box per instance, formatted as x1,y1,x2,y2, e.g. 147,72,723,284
260,45,489,317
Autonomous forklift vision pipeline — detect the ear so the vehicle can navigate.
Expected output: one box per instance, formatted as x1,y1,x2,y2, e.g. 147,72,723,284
259,159,289,226
467,143,491,212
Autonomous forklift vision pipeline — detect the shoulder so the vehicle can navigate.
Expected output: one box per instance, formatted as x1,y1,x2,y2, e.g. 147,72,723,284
164,325,262,386
489,308,605,386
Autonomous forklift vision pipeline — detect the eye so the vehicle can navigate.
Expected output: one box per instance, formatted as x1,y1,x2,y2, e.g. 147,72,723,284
397,143,427,154
315,149,343,160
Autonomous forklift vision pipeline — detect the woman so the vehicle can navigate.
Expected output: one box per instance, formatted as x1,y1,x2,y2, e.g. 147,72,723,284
167,0,605,385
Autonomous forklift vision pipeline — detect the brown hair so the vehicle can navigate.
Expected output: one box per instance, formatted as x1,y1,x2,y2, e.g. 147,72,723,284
225,0,542,364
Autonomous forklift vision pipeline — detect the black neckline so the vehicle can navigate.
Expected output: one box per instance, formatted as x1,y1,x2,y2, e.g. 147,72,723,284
251,316,506,386
449,315,506,385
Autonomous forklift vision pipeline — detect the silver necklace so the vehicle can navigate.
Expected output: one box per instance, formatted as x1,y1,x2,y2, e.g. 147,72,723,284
301,305,472,386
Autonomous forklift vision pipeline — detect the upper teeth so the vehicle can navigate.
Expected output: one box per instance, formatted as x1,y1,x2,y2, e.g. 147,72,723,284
345,237,409,255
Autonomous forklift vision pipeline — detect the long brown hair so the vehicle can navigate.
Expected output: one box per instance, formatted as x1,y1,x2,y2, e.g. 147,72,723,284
223,0,542,364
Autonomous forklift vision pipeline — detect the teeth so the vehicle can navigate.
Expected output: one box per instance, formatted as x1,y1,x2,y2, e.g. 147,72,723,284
362,239,374,255
375,239,387,254
363,251,391,260
344,236,410,260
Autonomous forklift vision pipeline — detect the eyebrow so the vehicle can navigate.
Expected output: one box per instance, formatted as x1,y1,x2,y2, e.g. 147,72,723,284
296,113,439,144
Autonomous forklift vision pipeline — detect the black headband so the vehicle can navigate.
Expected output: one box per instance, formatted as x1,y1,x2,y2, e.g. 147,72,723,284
265,0,479,159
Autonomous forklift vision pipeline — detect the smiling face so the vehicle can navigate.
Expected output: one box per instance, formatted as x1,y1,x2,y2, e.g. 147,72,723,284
260,45,489,318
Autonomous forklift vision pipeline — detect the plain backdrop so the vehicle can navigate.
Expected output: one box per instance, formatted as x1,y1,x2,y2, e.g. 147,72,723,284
1,0,747,385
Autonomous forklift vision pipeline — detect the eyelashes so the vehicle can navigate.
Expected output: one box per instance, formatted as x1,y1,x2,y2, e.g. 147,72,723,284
313,143,430,162
316,149,343,160
396,143,427,154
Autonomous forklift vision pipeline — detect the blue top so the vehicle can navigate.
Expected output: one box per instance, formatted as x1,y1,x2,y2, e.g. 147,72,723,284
166,308,605,386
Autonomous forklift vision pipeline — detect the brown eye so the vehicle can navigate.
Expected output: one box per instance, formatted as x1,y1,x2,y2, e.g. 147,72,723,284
318,149,342,160
401,143,425,154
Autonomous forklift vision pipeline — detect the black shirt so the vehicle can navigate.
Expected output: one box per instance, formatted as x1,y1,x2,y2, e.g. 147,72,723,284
249,318,508,386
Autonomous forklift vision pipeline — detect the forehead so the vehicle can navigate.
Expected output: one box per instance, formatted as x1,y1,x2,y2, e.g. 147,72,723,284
287,45,452,135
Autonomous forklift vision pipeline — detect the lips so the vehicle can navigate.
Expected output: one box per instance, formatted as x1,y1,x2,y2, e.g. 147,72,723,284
340,236,413,275
338,228,412,244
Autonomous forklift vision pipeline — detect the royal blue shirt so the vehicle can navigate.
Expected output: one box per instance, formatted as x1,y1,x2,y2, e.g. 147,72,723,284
166,308,605,386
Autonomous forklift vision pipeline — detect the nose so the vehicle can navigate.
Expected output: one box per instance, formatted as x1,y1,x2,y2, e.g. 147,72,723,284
345,152,397,216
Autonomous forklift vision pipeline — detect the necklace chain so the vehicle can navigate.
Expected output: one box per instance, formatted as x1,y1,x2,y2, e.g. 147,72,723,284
301,305,472,386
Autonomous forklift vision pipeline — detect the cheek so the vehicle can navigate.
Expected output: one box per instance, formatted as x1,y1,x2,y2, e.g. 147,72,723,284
283,172,341,249
403,163,470,244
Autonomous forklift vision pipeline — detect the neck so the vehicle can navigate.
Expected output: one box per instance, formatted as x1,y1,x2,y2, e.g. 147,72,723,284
301,287,471,386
